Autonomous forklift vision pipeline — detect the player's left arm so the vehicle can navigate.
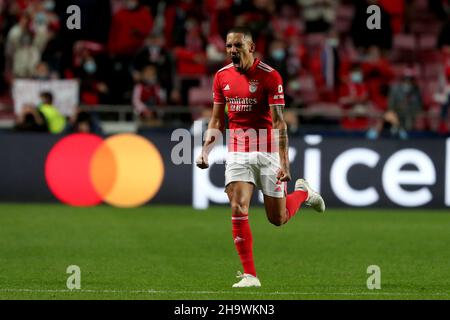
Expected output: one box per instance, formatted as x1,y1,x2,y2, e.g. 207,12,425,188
268,71,290,182
270,104,291,182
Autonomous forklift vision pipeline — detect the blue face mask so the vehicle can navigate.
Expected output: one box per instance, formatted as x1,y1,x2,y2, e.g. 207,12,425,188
351,72,363,83
84,61,97,74
34,12,47,26
271,49,286,61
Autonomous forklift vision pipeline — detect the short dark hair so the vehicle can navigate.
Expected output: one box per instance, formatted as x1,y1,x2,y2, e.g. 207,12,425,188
40,91,53,104
227,27,253,41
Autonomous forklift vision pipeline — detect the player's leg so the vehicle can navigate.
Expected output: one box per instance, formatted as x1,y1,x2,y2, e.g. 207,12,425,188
226,181,261,287
259,153,325,226
264,179,327,226
264,194,287,226
263,186,308,226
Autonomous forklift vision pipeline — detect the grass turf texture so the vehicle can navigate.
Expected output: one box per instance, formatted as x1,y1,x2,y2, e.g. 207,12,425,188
0,204,449,300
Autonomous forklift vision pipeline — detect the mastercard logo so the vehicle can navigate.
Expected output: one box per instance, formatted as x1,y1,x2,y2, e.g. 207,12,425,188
45,133,164,207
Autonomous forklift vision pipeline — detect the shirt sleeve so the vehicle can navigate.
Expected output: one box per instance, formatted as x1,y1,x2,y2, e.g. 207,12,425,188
213,72,225,104
267,70,285,107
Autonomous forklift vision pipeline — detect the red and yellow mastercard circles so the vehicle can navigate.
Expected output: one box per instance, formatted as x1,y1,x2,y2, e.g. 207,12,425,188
45,133,164,207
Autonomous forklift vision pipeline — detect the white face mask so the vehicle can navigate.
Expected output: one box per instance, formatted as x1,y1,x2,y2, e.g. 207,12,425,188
327,38,339,47
351,72,363,83
83,60,97,74
289,80,301,91
126,0,138,10
43,0,55,11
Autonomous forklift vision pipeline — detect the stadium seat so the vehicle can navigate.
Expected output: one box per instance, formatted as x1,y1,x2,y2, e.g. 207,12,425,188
418,34,437,51
393,34,416,51
422,63,442,80
305,103,342,118
304,33,326,51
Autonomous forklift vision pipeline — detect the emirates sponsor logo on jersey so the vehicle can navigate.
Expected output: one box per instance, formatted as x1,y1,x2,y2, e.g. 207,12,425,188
226,96,258,112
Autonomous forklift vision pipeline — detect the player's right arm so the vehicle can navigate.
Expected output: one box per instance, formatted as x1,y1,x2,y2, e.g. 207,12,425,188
196,71,227,169
196,102,225,169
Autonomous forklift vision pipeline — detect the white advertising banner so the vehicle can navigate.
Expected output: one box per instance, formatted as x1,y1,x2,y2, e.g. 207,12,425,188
12,79,80,116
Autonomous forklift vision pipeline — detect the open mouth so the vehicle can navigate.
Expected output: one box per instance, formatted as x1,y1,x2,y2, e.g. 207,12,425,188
231,55,240,66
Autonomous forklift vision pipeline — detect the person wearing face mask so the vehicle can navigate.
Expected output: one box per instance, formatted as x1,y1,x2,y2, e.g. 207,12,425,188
266,40,288,80
386,69,423,139
83,58,97,75
132,64,165,124
367,68,423,140
338,64,371,131
107,0,153,103
108,0,153,56
77,54,110,105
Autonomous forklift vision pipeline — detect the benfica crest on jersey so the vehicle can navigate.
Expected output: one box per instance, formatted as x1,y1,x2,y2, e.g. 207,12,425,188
249,80,258,93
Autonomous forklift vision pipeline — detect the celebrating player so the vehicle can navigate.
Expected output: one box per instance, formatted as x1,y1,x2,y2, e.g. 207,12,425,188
196,27,326,288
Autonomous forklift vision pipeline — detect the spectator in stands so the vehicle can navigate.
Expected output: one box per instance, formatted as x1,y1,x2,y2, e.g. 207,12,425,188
37,91,66,134
437,50,450,134
265,39,288,80
367,68,423,139
298,0,337,33
173,17,207,106
387,68,423,137
10,31,41,78
5,14,39,78
15,91,66,134
377,0,404,34
108,0,153,103
67,109,103,135
108,0,153,56
6,1,56,78
338,63,372,130
132,64,165,125
32,61,52,80
204,0,236,40
14,104,48,132
74,47,110,105
360,45,395,111
133,33,176,104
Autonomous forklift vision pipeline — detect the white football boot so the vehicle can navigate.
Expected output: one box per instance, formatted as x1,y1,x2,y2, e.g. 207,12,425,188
232,271,261,288
295,179,326,213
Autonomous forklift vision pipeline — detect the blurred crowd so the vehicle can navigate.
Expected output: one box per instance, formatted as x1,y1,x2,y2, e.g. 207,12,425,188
0,0,450,137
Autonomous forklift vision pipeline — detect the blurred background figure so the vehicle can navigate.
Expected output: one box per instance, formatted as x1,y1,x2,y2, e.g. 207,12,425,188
298,0,337,34
338,63,371,131
367,67,423,140
72,41,110,105
108,0,153,103
0,0,447,137
67,108,103,134
14,91,66,134
133,33,176,104
132,64,165,126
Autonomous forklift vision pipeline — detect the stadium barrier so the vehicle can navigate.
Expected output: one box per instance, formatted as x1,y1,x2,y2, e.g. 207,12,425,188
0,132,448,209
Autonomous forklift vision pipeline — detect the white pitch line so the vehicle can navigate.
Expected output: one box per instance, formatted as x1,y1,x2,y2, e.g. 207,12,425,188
0,288,449,297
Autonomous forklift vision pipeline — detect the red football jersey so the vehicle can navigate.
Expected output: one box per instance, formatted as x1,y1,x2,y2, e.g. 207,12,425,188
213,58,285,152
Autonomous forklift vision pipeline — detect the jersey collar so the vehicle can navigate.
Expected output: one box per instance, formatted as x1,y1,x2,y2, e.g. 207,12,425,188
246,58,259,75
237,58,259,75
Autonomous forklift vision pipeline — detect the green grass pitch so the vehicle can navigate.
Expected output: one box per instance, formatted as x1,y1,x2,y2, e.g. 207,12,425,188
0,204,449,300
